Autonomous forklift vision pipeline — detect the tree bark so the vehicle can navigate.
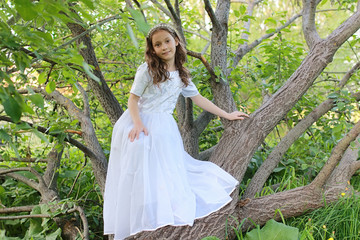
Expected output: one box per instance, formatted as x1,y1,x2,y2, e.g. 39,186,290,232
67,21,123,125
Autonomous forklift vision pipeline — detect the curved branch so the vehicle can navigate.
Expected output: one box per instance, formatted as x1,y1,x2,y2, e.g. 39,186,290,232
76,83,91,118
244,61,360,198
0,167,45,185
233,12,302,67
164,0,184,42
3,173,39,191
183,29,210,41
204,0,220,29
0,115,97,160
53,14,121,53
73,205,90,240
0,204,89,239
150,0,174,21
302,0,321,48
312,119,360,187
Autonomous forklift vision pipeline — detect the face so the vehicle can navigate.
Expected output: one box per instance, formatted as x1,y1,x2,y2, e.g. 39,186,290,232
151,30,179,66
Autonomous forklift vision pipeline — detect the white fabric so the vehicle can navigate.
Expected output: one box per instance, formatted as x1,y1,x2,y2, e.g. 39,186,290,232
103,63,238,240
130,63,199,114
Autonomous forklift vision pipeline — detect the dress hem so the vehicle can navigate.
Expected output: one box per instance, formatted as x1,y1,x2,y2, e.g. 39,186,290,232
104,184,238,240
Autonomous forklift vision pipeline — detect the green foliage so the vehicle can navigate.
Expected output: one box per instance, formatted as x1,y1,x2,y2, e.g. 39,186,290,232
244,219,299,240
1,0,360,239
288,190,360,240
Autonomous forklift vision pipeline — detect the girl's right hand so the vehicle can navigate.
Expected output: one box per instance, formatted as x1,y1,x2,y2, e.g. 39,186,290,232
128,122,149,142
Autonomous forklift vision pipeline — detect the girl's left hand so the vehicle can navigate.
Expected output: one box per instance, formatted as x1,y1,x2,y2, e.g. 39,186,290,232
226,111,249,121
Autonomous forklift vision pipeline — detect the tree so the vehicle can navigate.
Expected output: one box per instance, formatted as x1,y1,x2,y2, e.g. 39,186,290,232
0,0,360,239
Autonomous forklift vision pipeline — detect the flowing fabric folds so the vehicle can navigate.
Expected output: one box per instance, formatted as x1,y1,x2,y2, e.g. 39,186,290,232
103,110,238,240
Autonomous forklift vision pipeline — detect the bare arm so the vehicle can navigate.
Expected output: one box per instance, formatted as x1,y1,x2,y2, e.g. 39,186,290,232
128,93,148,142
190,94,249,120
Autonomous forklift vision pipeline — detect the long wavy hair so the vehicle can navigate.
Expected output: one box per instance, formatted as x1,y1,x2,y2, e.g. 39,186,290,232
145,23,190,86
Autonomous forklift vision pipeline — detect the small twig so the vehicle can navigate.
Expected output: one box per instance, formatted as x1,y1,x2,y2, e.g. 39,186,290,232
187,50,217,80
67,157,88,197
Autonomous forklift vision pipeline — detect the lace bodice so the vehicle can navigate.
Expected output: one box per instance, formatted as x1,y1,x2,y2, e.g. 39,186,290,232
130,63,199,114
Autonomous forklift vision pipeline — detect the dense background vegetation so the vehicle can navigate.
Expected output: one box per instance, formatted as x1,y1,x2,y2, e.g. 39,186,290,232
0,0,359,239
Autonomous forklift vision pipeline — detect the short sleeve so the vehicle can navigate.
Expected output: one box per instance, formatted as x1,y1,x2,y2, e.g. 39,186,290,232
181,79,199,98
130,63,151,97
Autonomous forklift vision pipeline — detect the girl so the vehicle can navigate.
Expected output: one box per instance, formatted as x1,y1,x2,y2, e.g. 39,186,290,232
103,23,249,240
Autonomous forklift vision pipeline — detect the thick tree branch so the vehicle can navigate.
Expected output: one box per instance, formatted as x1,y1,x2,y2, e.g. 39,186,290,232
211,6,360,182
244,61,360,198
198,145,217,161
0,205,35,214
43,148,63,191
240,0,264,41
194,111,215,136
204,0,221,29
326,8,360,48
164,0,185,42
0,167,46,187
302,0,321,48
67,16,123,125
2,172,39,191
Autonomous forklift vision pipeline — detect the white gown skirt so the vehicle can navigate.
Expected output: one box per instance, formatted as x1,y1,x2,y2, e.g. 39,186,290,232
103,110,238,240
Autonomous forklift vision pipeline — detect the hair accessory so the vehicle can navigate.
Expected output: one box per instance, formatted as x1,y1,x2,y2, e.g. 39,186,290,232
146,23,177,39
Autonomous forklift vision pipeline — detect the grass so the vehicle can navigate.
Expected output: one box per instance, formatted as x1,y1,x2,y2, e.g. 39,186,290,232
287,192,360,240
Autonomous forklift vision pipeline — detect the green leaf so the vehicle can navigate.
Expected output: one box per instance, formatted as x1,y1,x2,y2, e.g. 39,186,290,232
38,71,47,84
14,0,38,21
33,31,54,44
83,61,101,83
126,23,139,48
29,94,44,109
45,228,62,240
80,0,95,10
45,81,56,93
245,219,299,240
3,97,22,122
201,237,220,240
0,129,11,142
127,8,150,35
31,129,49,143
0,185,5,195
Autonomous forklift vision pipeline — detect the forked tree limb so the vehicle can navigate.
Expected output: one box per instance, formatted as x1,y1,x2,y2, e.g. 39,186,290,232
302,0,321,48
312,119,360,187
244,61,360,198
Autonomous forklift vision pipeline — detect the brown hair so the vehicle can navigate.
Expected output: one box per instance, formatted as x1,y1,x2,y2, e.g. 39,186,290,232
145,23,190,86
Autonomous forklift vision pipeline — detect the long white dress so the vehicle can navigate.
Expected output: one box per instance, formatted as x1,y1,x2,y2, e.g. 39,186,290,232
103,63,238,240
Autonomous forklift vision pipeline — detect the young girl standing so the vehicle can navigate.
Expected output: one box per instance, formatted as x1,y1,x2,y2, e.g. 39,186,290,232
103,23,249,240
